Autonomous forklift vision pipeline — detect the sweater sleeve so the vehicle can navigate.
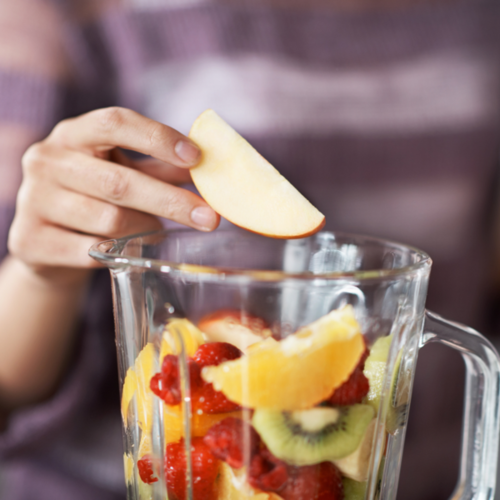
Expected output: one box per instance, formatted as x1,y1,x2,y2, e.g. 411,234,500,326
0,0,74,260
0,0,119,461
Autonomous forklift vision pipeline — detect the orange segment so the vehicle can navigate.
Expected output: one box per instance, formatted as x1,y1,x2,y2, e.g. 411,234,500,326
134,343,157,433
122,319,205,429
121,367,138,424
138,433,153,457
163,404,243,444
120,343,157,432
217,462,283,499
123,453,134,486
161,318,205,358
202,306,365,410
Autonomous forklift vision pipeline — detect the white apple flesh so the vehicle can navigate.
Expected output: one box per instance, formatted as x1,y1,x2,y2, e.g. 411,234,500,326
189,109,325,239
198,310,272,351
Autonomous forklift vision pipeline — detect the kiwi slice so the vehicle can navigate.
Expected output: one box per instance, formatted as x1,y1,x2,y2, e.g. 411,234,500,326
363,336,410,434
343,478,367,500
252,405,375,466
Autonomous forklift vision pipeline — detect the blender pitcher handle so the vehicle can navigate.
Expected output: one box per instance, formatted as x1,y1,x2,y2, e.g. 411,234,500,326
422,310,500,500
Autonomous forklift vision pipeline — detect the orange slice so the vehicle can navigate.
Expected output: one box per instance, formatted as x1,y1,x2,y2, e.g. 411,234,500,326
163,404,242,444
217,462,283,499
202,306,365,410
121,343,157,432
161,318,205,359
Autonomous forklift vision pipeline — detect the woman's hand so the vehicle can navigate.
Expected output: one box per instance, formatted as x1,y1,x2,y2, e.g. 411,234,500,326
0,107,220,407
8,107,219,284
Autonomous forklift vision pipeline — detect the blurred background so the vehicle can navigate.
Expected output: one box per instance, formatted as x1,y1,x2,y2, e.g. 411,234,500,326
1,0,500,499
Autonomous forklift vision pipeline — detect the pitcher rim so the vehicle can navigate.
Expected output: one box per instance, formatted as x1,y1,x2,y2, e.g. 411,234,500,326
89,228,432,281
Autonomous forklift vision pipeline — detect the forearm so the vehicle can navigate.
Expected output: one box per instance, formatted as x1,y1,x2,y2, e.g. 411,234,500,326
0,255,90,409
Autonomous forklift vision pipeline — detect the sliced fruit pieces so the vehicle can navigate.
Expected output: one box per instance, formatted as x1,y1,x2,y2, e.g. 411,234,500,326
193,341,244,368
163,404,243,444
204,417,261,469
137,455,159,484
188,109,325,239
198,310,272,351
363,336,391,412
123,453,134,486
161,318,205,358
121,343,157,433
202,306,366,410
363,335,409,433
278,462,344,500
166,437,220,500
248,449,289,493
326,347,369,406
333,419,376,482
217,462,283,500
252,405,375,466
342,477,367,500
138,433,153,457
121,368,138,424
138,481,153,500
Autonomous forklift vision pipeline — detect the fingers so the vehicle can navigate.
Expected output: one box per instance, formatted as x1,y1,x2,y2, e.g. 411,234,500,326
24,183,164,238
13,107,217,276
134,158,192,185
9,217,103,269
48,107,201,168
26,145,219,231
108,149,192,185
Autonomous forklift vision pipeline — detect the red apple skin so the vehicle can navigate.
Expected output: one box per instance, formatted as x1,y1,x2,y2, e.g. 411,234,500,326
230,216,326,240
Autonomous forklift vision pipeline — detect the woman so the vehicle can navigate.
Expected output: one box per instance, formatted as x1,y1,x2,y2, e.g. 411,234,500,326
0,0,499,498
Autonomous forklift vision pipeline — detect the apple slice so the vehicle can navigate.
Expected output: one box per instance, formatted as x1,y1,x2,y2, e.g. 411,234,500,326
198,309,272,351
188,109,325,238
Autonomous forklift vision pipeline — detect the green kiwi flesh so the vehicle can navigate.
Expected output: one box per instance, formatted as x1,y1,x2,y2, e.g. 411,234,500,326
343,478,367,500
363,336,409,434
252,405,375,466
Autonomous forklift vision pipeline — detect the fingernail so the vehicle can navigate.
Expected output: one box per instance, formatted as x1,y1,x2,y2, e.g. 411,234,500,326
175,140,201,164
190,206,217,230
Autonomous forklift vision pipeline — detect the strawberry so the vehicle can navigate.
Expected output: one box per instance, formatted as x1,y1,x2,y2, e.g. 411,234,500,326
279,462,344,500
203,417,260,468
194,382,242,414
193,342,243,367
137,455,159,484
192,342,243,413
151,343,242,412
165,437,219,500
248,448,289,492
326,347,369,406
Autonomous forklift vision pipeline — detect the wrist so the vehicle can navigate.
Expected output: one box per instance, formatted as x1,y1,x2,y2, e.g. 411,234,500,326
6,255,93,293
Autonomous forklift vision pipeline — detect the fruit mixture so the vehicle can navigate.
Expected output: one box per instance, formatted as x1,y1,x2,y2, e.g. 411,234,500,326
122,306,394,500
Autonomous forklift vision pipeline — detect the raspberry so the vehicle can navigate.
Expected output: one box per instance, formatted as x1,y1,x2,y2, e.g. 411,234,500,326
279,462,344,500
203,417,260,468
151,343,242,412
248,448,289,492
165,437,219,500
326,348,369,406
193,342,243,368
137,455,159,484
150,355,203,405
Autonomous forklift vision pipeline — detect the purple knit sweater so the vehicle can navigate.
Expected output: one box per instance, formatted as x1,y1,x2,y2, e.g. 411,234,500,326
1,1,500,499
